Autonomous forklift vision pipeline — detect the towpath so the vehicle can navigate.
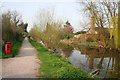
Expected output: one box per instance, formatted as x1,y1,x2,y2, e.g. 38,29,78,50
2,37,39,78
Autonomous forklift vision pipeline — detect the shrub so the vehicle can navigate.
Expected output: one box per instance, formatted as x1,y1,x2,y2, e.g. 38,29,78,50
63,34,74,40
87,38,94,42
2,10,26,43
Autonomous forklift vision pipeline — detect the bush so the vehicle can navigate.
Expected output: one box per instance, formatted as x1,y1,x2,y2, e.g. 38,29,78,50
87,38,94,42
2,10,25,43
63,34,74,40
105,38,111,48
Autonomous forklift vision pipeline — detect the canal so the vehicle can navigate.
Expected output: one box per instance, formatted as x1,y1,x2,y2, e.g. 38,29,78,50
40,41,120,78
60,45,120,78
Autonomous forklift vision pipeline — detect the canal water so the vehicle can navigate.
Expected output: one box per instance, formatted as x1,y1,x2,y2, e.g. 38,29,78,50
40,41,120,78
60,45,120,78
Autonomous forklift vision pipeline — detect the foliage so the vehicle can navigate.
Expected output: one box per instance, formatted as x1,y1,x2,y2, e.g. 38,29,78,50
63,33,74,40
74,32,80,35
18,22,28,33
57,42,74,50
2,10,25,42
64,21,74,33
104,39,111,49
66,20,71,25
30,7,67,48
29,39,94,79
2,38,24,59
109,14,118,48
87,38,94,42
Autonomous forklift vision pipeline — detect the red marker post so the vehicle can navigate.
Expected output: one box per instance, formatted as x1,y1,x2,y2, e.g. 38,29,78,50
5,42,11,54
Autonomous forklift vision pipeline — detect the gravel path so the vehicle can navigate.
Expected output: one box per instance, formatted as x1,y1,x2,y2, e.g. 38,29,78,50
2,37,40,78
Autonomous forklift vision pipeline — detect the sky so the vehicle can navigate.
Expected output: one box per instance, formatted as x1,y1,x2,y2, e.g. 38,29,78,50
1,1,89,32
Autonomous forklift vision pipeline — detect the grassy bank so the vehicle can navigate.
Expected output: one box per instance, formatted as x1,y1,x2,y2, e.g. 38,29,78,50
2,38,24,59
29,39,94,79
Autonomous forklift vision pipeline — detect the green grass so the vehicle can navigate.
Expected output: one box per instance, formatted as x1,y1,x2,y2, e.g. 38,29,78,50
29,39,95,79
2,38,24,59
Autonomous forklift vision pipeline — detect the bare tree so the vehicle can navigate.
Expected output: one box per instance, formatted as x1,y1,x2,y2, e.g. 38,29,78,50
80,1,118,33
10,10,22,27
79,1,118,49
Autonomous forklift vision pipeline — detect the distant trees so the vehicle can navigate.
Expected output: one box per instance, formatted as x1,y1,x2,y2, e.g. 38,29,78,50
2,10,27,42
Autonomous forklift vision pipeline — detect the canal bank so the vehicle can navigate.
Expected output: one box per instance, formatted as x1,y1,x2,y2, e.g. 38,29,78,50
48,43,120,78
29,39,96,79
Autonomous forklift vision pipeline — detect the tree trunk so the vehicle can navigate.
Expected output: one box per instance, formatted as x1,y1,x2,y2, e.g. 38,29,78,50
118,2,120,50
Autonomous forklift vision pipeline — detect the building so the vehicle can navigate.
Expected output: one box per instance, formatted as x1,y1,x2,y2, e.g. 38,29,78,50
75,17,110,42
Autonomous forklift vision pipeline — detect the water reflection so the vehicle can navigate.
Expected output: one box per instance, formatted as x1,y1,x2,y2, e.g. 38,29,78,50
62,46,120,78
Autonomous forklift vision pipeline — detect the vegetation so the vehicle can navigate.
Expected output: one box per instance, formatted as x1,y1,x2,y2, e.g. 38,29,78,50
2,38,24,59
81,2,118,29
63,33,74,40
1,10,27,58
29,38,94,79
86,38,94,42
80,1,120,50
109,14,119,49
30,7,71,49
63,20,74,33
2,10,28,43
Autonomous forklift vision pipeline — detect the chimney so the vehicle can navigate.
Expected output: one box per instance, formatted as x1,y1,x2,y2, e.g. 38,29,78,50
91,17,95,31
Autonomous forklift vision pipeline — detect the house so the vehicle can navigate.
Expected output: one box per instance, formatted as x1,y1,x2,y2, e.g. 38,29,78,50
85,17,111,41
75,17,110,42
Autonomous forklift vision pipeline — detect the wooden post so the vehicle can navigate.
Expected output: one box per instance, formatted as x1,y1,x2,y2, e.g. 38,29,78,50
89,55,94,69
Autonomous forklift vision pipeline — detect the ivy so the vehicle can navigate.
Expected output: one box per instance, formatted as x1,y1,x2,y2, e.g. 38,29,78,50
109,15,118,48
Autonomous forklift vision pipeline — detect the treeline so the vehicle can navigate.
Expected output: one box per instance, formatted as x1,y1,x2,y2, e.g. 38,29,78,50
2,10,28,43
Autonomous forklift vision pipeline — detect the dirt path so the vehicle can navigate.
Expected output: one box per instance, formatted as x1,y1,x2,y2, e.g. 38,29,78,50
2,37,40,78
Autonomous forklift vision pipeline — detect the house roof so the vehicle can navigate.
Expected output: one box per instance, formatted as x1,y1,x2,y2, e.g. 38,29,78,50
76,27,111,35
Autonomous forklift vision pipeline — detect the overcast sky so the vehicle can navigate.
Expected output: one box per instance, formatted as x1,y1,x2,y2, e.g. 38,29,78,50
2,0,90,32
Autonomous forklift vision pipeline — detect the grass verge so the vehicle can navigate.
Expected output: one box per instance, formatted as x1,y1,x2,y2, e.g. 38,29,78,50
29,39,95,79
2,38,24,59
